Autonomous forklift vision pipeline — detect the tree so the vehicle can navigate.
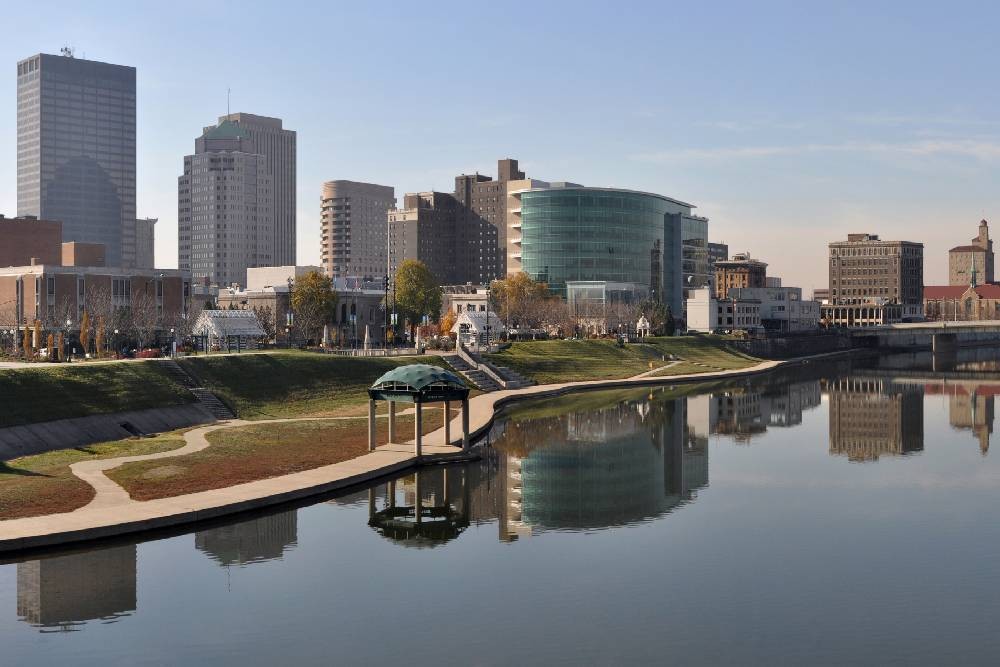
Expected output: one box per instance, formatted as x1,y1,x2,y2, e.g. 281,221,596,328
489,272,553,331
291,270,337,345
129,289,160,350
79,310,91,355
392,260,441,340
439,309,457,337
254,305,276,343
94,317,105,358
638,299,671,335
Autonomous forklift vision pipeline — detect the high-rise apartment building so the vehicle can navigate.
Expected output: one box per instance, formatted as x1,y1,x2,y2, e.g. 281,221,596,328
16,53,136,267
388,192,462,283
320,181,395,279
454,158,525,283
178,120,274,287
217,113,296,266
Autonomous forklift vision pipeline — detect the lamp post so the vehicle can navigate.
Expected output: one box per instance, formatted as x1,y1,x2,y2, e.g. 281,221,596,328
113,328,119,358
485,284,491,351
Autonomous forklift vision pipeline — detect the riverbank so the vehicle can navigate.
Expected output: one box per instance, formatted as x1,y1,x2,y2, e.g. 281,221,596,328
0,351,848,554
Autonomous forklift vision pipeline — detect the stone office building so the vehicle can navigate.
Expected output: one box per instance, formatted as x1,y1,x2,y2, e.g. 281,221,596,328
824,233,924,326
949,219,994,286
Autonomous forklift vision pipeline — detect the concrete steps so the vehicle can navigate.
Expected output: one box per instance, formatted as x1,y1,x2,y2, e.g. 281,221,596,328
442,355,501,392
162,360,235,419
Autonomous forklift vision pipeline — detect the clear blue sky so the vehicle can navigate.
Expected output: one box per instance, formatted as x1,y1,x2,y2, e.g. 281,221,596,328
3,0,1000,291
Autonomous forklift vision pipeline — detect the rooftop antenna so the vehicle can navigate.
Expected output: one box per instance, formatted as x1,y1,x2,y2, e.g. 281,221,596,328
227,87,231,117
60,46,75,58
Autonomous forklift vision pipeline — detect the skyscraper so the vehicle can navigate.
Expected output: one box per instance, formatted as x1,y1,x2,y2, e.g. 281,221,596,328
16,52,136,267
320,181,395,279
178,120,274,287
217,113,297,266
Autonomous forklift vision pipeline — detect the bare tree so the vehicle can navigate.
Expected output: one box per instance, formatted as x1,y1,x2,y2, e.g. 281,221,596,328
129,289,160,351
254,305,276,343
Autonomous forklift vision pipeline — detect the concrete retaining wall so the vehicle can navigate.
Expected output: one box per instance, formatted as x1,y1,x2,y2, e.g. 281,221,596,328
0,404,217,461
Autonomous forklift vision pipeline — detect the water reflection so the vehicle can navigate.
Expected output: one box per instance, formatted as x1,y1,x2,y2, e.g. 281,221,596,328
16,545,136,630
923,381,997,455
195,513,298,566
827,378,925,462
368,470,472,548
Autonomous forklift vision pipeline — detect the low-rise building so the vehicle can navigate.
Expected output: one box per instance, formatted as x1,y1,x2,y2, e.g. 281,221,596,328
686,287,762,333
729,286,820,332
924,283,1000,321
714,253,767,299
451,309,506,348
192,310,265,351
441,284,490,315
0,215,63,267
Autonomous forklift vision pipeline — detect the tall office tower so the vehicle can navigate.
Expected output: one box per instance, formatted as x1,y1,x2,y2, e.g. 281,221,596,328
320,181,395,279
16,53,136,267
218,113,296,265
454,158,525,283
387,192,462,284
178,120,274,287
122,216,155,268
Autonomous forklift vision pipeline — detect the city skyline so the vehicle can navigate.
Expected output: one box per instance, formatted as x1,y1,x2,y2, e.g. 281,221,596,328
4,2,1000,291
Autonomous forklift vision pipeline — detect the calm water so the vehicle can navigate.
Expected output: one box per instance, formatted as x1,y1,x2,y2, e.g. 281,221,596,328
3,352,1000,665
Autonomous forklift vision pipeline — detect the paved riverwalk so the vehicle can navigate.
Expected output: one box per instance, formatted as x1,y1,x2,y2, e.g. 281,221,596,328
0,357,791,553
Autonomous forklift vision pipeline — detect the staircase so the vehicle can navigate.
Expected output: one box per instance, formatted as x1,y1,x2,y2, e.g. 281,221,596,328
161,360,236,419
442,355,502,392
491,365,535,389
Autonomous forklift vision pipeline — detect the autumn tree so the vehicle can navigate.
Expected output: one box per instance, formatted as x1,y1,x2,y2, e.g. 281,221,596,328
79,310,91,355
392,260,441,340
489,272,553,331
439,308,457,337
291,270,338,345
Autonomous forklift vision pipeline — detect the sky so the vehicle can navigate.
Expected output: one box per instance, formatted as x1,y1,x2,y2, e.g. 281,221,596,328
2,0,1000,294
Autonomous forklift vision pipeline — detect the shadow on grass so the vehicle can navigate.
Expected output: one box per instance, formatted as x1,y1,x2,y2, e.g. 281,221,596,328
0,462,52,478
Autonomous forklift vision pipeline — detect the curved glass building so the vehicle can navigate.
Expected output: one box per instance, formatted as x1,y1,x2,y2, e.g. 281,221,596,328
513,185,706,315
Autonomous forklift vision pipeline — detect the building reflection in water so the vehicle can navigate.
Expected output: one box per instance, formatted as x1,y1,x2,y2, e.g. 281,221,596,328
923,381,997,455
195,512,298,566
16,544,136,631
827,378,924,462
693,380,823,444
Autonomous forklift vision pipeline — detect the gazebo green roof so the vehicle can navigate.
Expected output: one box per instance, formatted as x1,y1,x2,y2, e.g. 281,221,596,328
369,364,469,404
203,119,249,140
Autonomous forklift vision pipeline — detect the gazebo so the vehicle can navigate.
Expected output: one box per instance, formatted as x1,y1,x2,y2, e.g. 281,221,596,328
367,364,471,456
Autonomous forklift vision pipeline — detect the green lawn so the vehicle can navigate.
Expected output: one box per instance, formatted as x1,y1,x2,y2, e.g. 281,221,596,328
484,336,759,384
0,362,195,428
178,351,465,419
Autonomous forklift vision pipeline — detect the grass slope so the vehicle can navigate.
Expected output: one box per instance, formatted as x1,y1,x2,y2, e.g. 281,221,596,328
0,362,195,428
178,351,462,419
0,432,187,519
108,409,448,500
485,336,758,385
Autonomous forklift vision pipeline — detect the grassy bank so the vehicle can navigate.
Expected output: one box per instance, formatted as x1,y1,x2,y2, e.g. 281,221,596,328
107,408,449,500
0,362,195,428
485,336,759,384
0,432,187,519
178,351,463,419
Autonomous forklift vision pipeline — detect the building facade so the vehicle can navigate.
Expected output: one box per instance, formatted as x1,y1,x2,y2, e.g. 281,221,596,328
826,233,924,326
123,217,156,269
515,185,700,315
949,219,994,286
17,53,136,268
728,286,820,332
828,378,924,461
686,287,762,333
454,158,525,283
387,192,463,284
217,113,296,266
924,284,1000,321
0,215,63,267
320,181,395,279
714,253,767,299
178,120,274,288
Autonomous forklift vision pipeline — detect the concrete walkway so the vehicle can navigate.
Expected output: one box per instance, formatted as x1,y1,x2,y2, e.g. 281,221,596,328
0,357,798,553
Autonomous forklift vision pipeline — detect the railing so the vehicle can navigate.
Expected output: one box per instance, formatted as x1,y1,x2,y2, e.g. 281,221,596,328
328,347,421,357
456,341,510,388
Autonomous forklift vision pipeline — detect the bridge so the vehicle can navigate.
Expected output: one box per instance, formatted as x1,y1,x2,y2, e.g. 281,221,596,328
850,321,1000,353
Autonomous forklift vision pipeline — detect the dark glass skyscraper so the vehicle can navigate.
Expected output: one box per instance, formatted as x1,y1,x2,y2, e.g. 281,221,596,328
16,53,136,267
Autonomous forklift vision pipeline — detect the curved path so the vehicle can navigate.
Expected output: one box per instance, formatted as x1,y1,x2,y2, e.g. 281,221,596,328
0,357,807,553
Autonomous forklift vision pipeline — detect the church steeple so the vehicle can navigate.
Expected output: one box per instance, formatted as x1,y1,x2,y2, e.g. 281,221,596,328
971,263,979,288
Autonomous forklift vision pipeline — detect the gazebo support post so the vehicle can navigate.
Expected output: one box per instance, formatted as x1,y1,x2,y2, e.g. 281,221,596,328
414,402,423,457
368,398,376,451
387,400,396,443
444,400,451,446
461,397,470,451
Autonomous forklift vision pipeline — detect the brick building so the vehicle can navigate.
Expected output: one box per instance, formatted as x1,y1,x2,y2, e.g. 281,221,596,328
0,216,63,267
713,253,767,299
949,220,994,286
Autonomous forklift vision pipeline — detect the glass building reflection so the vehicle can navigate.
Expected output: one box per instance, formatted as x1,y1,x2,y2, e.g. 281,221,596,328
16,545,136,630
195,512,298,566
